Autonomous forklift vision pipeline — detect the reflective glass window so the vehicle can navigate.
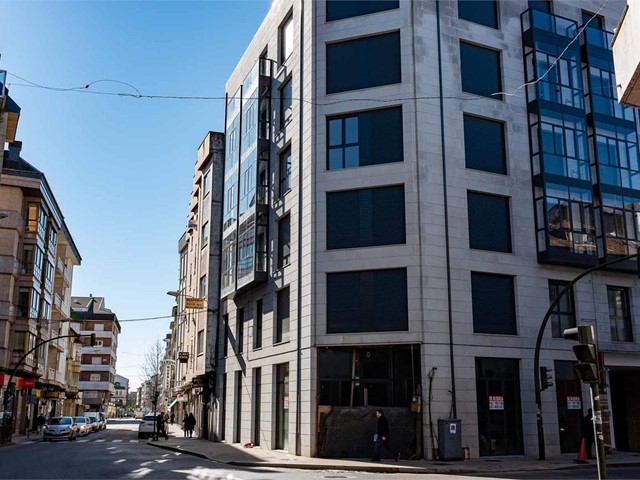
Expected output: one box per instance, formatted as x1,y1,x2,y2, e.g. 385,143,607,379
326,0,399,22
458,0,498,29
460,42,502,100
463,115,506,174
471,272,516,335
467,192,512,253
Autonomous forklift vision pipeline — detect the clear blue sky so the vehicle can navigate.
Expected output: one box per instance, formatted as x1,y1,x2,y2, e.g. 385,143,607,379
0,0,270,389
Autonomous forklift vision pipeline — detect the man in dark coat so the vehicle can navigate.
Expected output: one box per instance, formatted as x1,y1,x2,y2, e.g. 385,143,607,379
581,408,594,459
371,409,400,462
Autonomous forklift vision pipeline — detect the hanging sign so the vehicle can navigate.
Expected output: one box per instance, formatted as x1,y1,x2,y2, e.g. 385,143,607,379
489,395,504,410
567,396,581,410
185,297,205,309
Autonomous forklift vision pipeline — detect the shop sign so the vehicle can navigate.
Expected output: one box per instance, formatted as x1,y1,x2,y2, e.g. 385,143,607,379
567,396,581,410
489,395,504,410
185,297,205,309
17,378,36,389
283,396,289,410
178,352,189,363
44,391,60,398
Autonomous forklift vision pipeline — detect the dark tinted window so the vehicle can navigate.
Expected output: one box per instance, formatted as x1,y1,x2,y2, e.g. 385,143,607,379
327,268,408,333
548,280,575,338
458,1,498,29
327,185,405,249
277,215,291,268
460,42,502,100
276,287,290,343
471,272,516,335
528,0,551,13
463,115,506,174
327,32,401,94
328,107,403,169
582,11,603,29
326,0,399,22
467,192,512,253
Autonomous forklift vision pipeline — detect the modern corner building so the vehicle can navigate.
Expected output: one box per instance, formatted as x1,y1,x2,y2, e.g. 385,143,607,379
212,0,640,459
71,296,120,414
0,141,81,432
169,131,224,439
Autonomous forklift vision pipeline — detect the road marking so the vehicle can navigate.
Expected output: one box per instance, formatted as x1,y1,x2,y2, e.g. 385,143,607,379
129,440,139,443
95,439,106,442
112,439,123,443
78,439,89,443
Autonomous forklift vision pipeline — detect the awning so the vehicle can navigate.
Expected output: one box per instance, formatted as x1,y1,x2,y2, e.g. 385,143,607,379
167,399,178,409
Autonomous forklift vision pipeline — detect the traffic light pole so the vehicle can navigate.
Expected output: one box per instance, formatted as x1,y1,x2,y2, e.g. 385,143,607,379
1,332,94,444
590,380,608,480
533,252,638,460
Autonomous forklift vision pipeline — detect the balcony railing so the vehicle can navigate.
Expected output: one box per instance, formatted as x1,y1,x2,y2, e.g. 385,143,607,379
522,9,577,38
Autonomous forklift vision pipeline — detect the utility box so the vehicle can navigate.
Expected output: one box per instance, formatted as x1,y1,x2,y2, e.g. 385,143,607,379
438,419,463,460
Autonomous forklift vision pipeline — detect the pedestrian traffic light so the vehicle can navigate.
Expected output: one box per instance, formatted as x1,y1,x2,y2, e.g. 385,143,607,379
563,326,599,384
90,333,97,346
540,366,553,391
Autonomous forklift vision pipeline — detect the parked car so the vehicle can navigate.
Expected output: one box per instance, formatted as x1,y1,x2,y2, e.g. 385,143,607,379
85,416,99,432
43,416,76,441
73,417,90,436
84,412,105,431
138,413,159,439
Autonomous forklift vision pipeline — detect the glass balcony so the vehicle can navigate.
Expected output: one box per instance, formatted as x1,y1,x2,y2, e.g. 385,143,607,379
584,27,614,49
522,8,577,38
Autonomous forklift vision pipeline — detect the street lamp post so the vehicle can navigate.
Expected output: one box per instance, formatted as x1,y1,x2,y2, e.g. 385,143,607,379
534,252,639,460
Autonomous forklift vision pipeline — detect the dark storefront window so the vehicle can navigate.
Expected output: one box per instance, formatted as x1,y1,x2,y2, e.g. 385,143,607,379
607,286,633,342
319,346,420,407
475,357,524,456
554,360,583,453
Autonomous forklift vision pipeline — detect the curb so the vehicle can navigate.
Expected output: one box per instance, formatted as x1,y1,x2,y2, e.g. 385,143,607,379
146,440,209,460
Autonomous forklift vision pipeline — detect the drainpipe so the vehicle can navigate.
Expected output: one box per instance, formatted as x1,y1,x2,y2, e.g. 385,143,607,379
295,0,305,457
436,0,457,419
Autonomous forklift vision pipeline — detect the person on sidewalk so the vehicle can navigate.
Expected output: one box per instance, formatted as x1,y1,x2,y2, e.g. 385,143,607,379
581,408,594,459
36,413,46,435
371,409,400,462
157,412,169,440
183,414,189,437
186,413,196,438
170,412,175,425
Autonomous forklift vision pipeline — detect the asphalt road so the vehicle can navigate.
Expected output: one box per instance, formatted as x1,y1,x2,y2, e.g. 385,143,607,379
3,420,639,480
470,465,640,479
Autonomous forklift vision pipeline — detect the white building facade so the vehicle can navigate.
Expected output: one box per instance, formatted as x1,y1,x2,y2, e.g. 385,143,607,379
216,0,640,458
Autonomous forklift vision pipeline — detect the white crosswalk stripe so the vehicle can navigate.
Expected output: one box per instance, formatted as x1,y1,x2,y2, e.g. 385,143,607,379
112,439,123,443
95,439,106,442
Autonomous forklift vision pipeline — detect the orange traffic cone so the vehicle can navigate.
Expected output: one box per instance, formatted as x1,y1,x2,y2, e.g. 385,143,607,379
574,437,589,464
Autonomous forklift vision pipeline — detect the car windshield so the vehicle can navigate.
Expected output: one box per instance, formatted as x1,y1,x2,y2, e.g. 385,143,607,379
48,417,71,425
143,415,156,421
87,418,97,423
74,417,85,423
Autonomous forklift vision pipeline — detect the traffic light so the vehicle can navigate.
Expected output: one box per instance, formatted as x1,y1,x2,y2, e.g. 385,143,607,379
540,366,553,391
563,325,599,384
90,333,97,346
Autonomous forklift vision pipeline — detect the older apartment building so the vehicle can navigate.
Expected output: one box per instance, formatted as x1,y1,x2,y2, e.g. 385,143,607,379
72,296,120,414
0,141,81,434
168,132,224,439
213,0,640,459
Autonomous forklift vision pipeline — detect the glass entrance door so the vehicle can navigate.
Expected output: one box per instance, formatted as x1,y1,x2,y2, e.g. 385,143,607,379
275,363,289,450
475,358,524,456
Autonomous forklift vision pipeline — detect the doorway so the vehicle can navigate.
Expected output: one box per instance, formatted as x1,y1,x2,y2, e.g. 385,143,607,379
475,357,524,456
554,360,583,453
610,368,640,452
275,363,289,450
253,368,261,446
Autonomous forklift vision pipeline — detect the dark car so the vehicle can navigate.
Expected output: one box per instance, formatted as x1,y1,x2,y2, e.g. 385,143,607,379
43,416,76,441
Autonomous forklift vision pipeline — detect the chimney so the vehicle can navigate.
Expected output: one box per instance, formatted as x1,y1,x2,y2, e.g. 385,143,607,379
7,141,22,162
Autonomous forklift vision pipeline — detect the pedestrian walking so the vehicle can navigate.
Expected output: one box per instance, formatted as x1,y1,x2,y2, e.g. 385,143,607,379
36,413,46,435
170,412,175,425
187,412,196,438
581,408,594,459
371,409,400,462
157,412,168,440
183,414,189,438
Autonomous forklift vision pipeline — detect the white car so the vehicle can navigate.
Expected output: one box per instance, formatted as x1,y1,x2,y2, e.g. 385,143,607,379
138,413,160,439
73,417,91,436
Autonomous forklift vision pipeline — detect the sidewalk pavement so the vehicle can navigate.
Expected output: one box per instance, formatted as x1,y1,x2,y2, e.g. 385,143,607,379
145,423,640,475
